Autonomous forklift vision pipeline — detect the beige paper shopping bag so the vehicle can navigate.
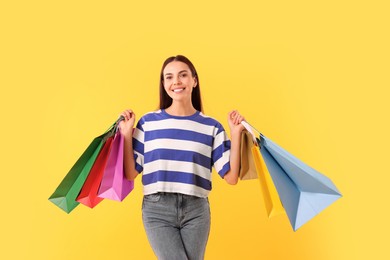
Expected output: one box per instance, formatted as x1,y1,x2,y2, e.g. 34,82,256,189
239,130,258,180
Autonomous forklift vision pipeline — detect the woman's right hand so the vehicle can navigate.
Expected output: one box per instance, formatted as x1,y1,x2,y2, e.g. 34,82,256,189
118,109,136,138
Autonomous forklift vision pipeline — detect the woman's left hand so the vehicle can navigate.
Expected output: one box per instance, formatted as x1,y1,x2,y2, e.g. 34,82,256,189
227,110,245,135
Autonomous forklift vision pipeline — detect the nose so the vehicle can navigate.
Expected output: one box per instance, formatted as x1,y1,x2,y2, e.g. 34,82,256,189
173,75,182,85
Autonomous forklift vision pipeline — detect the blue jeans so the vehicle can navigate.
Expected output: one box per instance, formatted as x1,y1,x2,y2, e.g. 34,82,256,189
142,192,211,260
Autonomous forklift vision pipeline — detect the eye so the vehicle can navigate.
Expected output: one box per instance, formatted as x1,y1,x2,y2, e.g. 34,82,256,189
180,73,187,77
166,76,172,80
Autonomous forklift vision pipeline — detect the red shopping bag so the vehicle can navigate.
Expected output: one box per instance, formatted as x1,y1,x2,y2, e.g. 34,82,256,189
76,136,114,208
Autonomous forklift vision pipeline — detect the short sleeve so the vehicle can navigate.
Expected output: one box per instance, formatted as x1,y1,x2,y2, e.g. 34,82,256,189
211,123,231,178
132,117,145,174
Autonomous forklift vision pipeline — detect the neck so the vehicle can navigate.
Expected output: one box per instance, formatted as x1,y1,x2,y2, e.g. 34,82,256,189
165,101,197,116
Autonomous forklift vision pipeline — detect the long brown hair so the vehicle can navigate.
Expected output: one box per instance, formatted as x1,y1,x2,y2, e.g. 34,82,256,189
159,55,203,112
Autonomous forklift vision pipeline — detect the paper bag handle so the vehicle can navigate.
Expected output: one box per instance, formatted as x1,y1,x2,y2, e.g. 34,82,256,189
241,121,259,143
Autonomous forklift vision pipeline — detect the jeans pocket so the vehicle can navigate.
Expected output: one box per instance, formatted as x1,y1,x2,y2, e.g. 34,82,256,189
143,193,162,202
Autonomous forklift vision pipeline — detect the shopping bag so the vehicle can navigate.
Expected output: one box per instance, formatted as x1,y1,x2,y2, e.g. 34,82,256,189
258,133,342,231
76,136,114,208
239,130,258,180
241,121,284,217
251,145,285,218
98,131,134,201
49,117,123,213
243,121,342,231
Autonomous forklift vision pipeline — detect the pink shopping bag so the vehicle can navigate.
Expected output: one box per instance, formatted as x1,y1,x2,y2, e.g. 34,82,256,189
98,131,134,201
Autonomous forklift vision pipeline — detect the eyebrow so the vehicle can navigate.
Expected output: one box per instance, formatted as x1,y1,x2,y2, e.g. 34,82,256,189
164,70,189,76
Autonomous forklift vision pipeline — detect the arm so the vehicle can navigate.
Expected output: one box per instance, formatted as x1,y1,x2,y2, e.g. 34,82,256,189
223,110,245,185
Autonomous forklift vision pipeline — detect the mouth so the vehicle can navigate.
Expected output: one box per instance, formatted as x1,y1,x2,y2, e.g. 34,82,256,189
172,87,185,93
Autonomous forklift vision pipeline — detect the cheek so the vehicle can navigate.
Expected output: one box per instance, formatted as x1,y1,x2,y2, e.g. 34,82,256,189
163,84,172,96
164,80,172,87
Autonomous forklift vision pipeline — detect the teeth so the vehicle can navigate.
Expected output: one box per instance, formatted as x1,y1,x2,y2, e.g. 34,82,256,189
173,88,185,93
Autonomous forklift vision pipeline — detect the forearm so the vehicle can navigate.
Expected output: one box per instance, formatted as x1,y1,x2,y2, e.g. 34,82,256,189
224,130,242,185
123,135,138,181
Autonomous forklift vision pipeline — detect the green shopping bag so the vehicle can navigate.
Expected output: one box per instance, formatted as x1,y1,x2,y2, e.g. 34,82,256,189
49,118,122,213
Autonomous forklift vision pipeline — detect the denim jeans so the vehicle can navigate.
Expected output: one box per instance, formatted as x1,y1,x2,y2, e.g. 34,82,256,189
142,192,211,260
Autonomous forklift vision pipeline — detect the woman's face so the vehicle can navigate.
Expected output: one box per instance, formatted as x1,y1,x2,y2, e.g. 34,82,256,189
162,61,197,103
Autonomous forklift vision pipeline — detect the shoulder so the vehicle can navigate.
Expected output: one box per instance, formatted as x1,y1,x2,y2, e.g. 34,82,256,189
138,109,164,123
197,112,226,132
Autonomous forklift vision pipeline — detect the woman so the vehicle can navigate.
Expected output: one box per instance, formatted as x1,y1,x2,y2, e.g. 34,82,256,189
119,55,245,260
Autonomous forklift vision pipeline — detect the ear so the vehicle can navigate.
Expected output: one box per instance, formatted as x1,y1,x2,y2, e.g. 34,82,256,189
193,76,197,88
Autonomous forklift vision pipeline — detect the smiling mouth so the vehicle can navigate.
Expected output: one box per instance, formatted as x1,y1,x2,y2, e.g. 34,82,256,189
172,88,185,93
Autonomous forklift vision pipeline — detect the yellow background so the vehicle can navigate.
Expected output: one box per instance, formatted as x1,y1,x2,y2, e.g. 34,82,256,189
1,0,389,259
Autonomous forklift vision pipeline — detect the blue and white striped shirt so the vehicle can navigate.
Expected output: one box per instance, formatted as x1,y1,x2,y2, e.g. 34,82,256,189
132,109,231,197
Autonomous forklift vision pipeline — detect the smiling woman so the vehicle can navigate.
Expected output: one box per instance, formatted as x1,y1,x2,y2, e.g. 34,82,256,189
159,55,202,116
162,61,198,115
118,55,245,260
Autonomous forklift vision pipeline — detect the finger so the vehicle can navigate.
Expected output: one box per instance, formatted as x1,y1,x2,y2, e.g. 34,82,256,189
234,112,242,120
228,111,233,119
130,113,136,122
231,111,238,120
237,116,243,124
127,109,135,119
125,111,131,120
229,110,237,115
234,114,239,125
236,115,241,125
121,111,128,120
120,113,127,121
123,110,132,120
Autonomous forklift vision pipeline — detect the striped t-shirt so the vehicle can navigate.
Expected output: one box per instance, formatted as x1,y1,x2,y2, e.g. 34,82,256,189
132,109,231,198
